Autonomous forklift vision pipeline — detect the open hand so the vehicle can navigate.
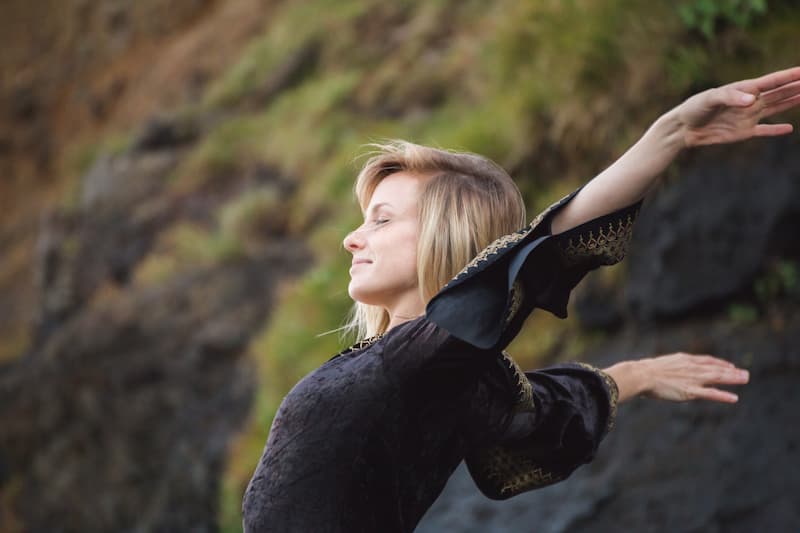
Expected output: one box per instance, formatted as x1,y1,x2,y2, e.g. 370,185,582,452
676,66,800,147
639,353,750,403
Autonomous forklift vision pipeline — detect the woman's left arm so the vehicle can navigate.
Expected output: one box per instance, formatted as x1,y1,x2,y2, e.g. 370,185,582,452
603,353,750,404
550,65,800,235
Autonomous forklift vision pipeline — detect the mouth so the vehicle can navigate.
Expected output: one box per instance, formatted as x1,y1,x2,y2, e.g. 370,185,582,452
351,259,372,266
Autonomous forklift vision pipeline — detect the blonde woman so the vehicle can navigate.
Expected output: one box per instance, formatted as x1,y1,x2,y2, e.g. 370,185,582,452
243,66,800,532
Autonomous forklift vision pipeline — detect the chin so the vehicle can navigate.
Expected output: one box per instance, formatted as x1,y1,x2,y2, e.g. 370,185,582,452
348,285,384,307
347,284,368,303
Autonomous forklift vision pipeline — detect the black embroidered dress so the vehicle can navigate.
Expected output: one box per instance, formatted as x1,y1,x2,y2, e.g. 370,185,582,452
242,185,643,532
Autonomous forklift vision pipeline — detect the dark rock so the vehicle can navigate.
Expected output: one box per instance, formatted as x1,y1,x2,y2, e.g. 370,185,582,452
132,114,200,152
574,273,625,331
0,242,311,532
10,84,38,121
28,150,181,343
625,136,800,321
80,151,174,211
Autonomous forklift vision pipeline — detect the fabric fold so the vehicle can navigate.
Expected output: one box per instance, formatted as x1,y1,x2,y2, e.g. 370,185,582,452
425,185,643,353
465,360,619,500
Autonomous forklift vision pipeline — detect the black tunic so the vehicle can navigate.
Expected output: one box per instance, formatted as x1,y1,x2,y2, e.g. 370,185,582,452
242,185,643,532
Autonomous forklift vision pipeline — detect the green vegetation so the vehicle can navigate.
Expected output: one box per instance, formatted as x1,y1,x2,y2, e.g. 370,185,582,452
727,302,760,324
678,0,768,39
754,259,800,303
58,132,134,213
135,187,292,286
725,259,799,325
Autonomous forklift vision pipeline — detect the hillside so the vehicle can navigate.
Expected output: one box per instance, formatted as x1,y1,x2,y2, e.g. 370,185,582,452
1,0,799,531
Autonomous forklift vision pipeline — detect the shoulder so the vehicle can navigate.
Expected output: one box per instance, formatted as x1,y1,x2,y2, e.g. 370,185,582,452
378,316,495,377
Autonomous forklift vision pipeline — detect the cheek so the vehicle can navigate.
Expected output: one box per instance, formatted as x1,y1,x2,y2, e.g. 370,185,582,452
399,233,419,274
346,236,419,304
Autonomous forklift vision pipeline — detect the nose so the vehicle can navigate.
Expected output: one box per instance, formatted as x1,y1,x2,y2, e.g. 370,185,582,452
343,227,365,253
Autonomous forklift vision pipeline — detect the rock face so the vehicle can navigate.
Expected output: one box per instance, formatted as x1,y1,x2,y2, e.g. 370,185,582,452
0,258,288,531
0,113,310,531
417,139,800,532
625,136,800,321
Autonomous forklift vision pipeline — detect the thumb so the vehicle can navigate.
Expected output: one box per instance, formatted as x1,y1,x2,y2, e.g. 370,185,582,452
725,87,757,106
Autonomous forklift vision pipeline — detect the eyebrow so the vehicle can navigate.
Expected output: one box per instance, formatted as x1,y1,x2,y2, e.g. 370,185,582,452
366,202,393,216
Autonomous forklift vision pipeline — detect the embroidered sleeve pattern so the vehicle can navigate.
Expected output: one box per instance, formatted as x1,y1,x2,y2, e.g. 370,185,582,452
554,200,642,269
465,351,559,499
465,439,567,499
465,351,568,499
571,361,619,434
443,188,581,287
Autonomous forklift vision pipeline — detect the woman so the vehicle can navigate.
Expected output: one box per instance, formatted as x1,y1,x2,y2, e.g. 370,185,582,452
242,67,800,532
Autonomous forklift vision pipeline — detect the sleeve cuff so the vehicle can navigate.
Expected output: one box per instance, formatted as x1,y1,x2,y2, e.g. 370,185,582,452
569,361,619,435
464,357,619,500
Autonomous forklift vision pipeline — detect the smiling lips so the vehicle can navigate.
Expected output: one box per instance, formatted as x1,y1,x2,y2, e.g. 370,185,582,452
350,259,371,273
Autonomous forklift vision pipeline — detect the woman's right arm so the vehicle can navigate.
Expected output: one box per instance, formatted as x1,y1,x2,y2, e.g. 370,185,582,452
603,353,750,404
550,66,800,236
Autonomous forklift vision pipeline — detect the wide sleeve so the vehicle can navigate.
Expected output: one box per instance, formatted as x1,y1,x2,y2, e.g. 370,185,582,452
464,357,618,500
425,184,643,353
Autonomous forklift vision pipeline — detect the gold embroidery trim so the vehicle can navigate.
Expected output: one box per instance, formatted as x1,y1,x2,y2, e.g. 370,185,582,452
503,280,525,329
500,350,533,410
572,361,619,434
558,210,638,268
467,350,563,499
467,444,566,499
329,333,384,361
448,229,528,284
467,355,621,499
445,189,577,285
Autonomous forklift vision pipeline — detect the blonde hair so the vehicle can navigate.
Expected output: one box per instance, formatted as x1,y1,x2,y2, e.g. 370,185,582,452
338,139,526,343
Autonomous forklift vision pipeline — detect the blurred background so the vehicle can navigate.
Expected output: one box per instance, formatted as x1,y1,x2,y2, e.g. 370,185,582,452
1,0,799,531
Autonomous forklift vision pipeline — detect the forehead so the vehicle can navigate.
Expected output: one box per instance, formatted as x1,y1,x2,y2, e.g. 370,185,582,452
367,171,433,213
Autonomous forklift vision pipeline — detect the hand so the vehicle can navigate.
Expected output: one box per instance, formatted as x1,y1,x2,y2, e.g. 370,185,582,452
674,66,800,148
639,353,749,403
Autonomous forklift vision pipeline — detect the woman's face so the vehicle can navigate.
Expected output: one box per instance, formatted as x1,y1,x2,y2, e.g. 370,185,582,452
343,171,431,318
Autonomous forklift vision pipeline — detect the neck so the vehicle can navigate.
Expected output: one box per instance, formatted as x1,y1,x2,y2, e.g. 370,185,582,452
386,312,421,332
381,290,425,333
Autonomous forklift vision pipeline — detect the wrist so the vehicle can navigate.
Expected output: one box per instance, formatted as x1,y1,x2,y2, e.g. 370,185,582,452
650,108,687,155
603,360,651,403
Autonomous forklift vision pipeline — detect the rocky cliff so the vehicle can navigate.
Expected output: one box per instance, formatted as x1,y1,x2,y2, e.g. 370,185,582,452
1,1,799,531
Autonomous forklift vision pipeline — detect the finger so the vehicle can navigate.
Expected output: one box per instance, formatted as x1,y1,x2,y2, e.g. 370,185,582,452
754,123,794,137
701,366,750,385
712,87,757,107
691,386,739,403
692,354,736,367
754,66,800,92
763,93,800,117
760,79,800,106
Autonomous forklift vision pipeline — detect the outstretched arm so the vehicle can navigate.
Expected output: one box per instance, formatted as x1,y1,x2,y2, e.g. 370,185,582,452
550,65,800,235
603,353,750,404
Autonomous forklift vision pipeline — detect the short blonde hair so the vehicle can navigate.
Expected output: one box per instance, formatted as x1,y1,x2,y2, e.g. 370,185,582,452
341,139,526,342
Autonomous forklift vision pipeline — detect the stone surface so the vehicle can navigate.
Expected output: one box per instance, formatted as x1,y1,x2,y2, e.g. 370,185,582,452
625,137,800,321
0,242,310,531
